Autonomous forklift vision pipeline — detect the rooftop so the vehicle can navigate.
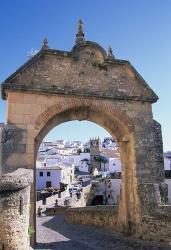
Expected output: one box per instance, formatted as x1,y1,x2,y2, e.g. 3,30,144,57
101,148,120,159
37,162,74,170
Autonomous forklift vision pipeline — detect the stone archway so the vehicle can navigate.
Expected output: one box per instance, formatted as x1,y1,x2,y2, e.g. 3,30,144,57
34,97,139,235
1,20,170,249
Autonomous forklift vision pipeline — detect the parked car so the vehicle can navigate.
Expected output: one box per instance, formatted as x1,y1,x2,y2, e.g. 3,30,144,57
69,187,75,193
69,183,82,194
73,187,79,192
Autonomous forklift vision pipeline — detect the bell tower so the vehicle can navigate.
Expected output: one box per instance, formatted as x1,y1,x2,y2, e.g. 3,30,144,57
90,138,101,173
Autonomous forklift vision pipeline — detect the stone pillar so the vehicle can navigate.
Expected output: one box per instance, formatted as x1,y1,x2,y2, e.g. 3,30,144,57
134,119,166,215
152,120,165,183
0,168,33,250
0,124,27,174
152,120,168,205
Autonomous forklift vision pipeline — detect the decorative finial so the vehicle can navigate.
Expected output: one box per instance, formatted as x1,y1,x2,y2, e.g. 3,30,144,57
107,46,115,60
76,19,85,45
42,37,49,49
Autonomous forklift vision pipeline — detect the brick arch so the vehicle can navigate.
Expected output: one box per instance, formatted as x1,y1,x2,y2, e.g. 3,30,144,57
33,96,140,236
33,96,141,237
34,97,134,135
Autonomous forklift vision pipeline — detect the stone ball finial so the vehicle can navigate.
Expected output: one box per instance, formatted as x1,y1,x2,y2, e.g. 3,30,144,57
107,46,115,60
76,19,85,45
42,37,49,49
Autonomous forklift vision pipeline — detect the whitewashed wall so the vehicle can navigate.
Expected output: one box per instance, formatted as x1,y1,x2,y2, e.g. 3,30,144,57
108,158,122,173
93,178,121,204
164,158,171,170
36,169,62,190
79,162,89,172
165,179,171,204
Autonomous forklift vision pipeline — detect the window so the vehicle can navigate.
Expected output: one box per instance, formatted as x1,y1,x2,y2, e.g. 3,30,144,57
47,172,50,176
46,181,52,188
44,163,46,167
39,172,43,177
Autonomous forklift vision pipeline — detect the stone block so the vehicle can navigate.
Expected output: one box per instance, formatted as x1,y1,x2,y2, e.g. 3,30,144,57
41,104,49,113
14,103,42,116
6,153,20,166
7,103,16,115
8,92,24,104
8,114,24,124
27,144,34,154
23,115,37,124
24,93,37,104
26,153,34,166
16,123,27,130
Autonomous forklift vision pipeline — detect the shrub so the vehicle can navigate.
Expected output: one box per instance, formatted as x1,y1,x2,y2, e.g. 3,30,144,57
28,225,35,238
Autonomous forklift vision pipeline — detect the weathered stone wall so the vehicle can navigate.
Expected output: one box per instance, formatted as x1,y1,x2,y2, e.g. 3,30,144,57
66,205,119,231
139,214,171,242
72,184,92,207
153,120,165,183
134,119,166,215
0,168,33,250
66,205,171,243
46,206,69,216
0,124,27,174
138,204,171,242
2,44,158,102
36,193,60,211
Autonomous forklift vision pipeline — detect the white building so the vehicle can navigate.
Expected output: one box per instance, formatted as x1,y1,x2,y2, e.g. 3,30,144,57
100,149,121,173
92,178,121,205
164,156,171,170
102,137,119,150
36,163,74,190
79,159,90,173
76,153,90,172
56,147,74,155
36,155,61,168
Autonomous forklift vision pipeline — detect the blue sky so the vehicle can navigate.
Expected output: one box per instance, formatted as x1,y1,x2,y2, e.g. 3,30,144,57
0,1,171,150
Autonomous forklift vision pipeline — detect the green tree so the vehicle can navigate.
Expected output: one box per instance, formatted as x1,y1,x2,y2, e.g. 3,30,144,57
95,156,108,171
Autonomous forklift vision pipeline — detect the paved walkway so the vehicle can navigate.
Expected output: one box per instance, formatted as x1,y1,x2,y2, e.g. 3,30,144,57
34,214,171,250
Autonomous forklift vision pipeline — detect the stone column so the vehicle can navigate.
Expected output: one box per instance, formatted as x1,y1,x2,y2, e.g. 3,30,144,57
134,119,166,214
152,120,165,183
0,168,33,250
0,124,27,174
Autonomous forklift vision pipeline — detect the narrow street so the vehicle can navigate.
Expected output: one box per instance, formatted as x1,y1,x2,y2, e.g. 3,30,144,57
34,214,171,250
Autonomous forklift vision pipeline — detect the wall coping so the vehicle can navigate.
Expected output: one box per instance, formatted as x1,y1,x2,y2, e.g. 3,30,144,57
1,82,157,103
0,168,33,192
67,205,119,213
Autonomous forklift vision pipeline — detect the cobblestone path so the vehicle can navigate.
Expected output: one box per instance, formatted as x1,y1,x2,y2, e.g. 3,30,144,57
34,214,171,250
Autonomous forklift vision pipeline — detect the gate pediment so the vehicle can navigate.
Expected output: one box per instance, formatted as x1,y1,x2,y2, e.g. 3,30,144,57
1,41,158,103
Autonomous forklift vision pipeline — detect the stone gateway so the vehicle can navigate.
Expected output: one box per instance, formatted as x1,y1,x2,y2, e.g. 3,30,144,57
0,20,171,249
